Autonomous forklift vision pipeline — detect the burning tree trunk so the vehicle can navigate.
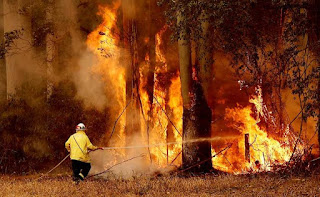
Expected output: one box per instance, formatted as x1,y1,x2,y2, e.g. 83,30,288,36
0,0,6,106
146,8,156,162
146,0,156,111
178,9,212,172
195,9,213,171
245,133,250,163
123,0,141,146
138,0,156,153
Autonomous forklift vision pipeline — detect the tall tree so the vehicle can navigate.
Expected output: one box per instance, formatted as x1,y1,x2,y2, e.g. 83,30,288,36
308,0,320,152
197,4,213,101
146,0,156,113
45,0,55,99
123,0,141,147
177,2,212,172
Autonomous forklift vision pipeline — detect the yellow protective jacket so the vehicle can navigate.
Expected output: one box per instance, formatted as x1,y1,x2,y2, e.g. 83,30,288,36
65,130,97,163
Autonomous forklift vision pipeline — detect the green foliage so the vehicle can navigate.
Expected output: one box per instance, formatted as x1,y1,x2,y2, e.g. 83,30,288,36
160,0,320,131
159,0,233,42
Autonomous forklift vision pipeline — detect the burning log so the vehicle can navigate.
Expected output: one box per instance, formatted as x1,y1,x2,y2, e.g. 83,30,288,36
245,133,250,163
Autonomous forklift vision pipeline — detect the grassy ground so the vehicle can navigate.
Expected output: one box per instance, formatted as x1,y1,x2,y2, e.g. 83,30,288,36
1,174,320,196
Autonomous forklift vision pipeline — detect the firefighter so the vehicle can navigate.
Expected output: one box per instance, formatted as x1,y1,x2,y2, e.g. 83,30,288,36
65,123,101,183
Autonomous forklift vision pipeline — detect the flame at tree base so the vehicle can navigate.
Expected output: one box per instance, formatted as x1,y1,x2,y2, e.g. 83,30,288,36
212,89,304,174
85,1,306,176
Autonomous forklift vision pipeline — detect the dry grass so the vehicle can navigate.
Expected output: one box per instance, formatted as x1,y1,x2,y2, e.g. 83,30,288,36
1,174,320,196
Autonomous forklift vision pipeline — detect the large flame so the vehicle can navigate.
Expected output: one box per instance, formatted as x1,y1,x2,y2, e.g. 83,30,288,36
86,1,304,174
212,87,300,173
139,25,182,166
86,1,126,152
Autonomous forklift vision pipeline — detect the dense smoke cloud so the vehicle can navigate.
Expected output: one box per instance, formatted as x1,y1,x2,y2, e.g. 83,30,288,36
0,0,113,173
1,0,319,175
73,51,108,110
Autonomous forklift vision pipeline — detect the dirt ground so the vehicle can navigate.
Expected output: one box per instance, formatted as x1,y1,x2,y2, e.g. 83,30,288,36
1,174,320,196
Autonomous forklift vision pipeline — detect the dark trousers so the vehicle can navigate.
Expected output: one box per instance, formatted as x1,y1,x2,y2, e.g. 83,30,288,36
71,160,91,181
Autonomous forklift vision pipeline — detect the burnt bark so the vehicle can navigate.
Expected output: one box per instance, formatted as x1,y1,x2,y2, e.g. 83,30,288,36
144,0,156,130
178,9,212,172
182,83,212,172
146,0,156,109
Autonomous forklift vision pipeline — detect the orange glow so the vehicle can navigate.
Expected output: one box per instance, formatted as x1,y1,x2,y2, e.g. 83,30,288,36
86,1,126,152
212,87,302,173
138,25,182,166
87,2,304,174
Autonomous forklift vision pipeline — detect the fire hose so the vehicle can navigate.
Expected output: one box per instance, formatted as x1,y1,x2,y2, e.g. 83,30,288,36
38,151,142,180
37,154,70,180
38,137,230,180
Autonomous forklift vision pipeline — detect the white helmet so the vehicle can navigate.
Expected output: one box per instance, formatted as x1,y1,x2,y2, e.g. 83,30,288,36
76,123,86,131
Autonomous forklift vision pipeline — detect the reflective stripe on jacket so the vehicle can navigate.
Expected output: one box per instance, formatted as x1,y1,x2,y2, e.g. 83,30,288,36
65,130,97,163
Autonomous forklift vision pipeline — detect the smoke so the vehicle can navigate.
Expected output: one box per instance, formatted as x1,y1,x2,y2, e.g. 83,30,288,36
89,137,235,178
89,133,167,178
51,0,111,111
3,0,110,110
0,0,113,169
1,0,319,175
121,0,145,19
72,50,107,111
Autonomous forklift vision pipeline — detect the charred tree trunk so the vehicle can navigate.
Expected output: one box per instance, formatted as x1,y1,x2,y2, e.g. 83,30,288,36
136,0,155,109
178,9,212,172
147,0,156,110
195,9,213,171
139,0,156,153
124,0,141,147
245,133,250,163
0,0,6,106
146,2,156,162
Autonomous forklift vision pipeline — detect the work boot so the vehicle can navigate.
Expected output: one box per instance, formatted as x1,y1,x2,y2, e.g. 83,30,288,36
73,177,80,185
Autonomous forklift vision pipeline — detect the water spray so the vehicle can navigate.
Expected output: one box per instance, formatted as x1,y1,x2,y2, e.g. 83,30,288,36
38,136,236,180
99,136,237,150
